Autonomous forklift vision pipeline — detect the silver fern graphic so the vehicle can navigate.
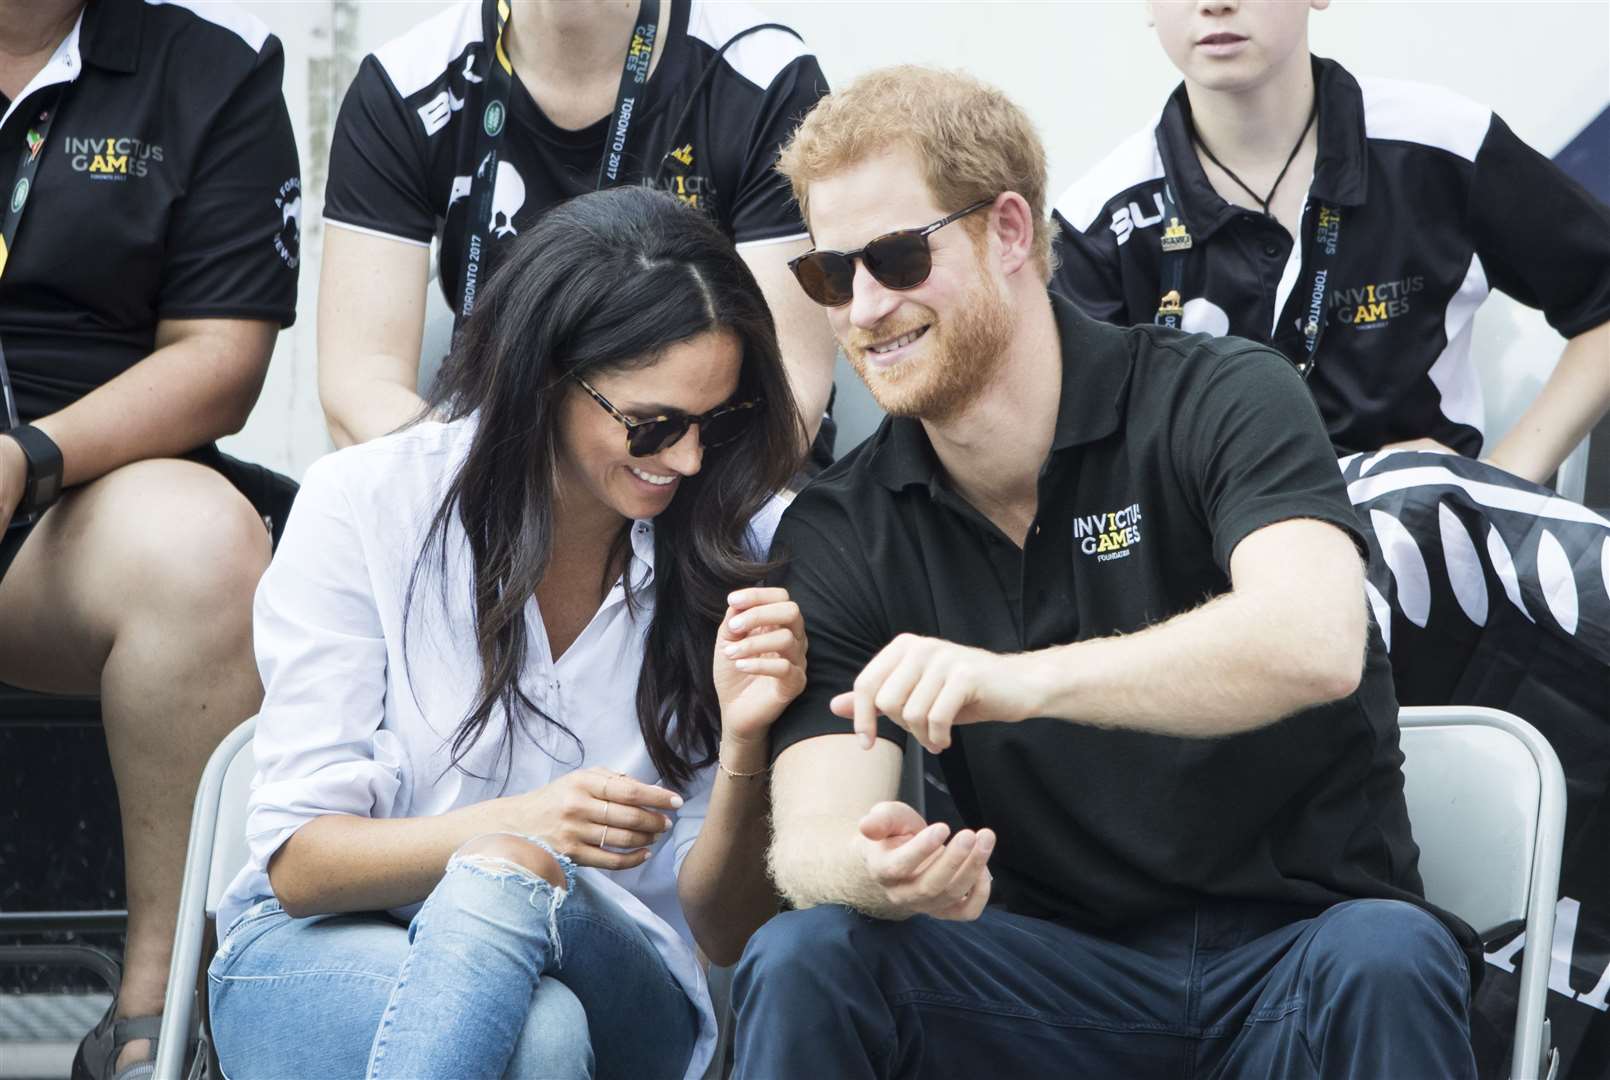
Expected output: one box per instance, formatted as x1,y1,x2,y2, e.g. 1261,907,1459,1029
1338,451,1610,662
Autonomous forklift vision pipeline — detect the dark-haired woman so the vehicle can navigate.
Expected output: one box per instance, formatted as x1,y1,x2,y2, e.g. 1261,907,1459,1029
207,187,808,1080
317,0,837,471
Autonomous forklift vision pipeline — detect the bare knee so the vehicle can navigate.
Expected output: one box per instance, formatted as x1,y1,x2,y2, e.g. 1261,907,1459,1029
455,834,567,890
121,462,270,612
70,460,270,637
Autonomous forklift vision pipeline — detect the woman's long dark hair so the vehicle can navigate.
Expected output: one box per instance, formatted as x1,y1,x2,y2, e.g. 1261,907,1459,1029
407,186,805,789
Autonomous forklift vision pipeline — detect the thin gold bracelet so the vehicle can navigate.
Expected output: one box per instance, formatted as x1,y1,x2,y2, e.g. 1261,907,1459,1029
718,759,770,780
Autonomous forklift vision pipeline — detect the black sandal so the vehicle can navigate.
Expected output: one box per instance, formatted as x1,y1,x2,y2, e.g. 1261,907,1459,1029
72,1007,168,1080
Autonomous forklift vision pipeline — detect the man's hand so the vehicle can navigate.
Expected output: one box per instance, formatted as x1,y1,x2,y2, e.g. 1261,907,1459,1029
0,434,25,532
830,634,1041,752
856,801,994,921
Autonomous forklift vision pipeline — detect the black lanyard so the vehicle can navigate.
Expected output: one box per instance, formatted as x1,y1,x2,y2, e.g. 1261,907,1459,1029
1292,201,1342,376
597,0,661,189
0,87,68,430
1154,184,1342,378
457,0,660,324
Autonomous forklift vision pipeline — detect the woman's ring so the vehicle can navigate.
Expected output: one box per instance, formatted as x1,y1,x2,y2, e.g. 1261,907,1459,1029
600,824,610,848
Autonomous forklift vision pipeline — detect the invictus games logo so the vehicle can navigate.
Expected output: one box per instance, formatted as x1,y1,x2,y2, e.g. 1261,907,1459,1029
274,177,301,269
1330,274,1426,329
9,177,27,213
656,143,712,211
483,100,505,137
1316,205,1341,256
626,25,657,80
65,136,164,179
1074,503,1143,563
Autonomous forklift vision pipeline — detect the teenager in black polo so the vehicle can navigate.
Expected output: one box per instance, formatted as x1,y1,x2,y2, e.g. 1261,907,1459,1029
1052,2,1610,475
0,1,297,1077
1050,3,1610,710
729,66,1477,1079
316,0,837,472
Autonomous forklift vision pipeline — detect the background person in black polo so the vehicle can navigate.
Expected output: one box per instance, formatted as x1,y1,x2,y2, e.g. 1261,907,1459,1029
1051,1,1610,478
1048,7,1610,737
731,66,1476,1079
0,1,297,1076
317,0,836,470
1050,3,1610,1070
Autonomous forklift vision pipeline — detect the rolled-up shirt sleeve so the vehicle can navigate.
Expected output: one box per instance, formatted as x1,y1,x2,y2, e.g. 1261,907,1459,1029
243,453,402,880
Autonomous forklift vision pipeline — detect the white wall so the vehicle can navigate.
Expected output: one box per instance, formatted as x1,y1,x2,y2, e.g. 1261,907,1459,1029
223,0,1610,477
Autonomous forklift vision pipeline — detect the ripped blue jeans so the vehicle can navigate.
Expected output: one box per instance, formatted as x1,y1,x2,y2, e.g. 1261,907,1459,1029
208,839,699,1080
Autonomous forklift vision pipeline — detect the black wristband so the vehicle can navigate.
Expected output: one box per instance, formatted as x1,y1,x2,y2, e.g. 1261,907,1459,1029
5,423,64,518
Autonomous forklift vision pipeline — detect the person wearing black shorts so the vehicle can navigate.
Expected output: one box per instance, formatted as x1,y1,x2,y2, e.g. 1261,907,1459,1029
316,0,837,474
0,2,298,1077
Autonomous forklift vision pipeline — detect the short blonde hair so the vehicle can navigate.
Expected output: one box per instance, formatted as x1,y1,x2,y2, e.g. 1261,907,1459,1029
778,65,1053,279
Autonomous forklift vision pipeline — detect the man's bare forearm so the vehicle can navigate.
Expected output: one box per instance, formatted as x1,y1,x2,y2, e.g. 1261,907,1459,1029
1012,521,1368,738
768,812,908,919
1022,588,1364,739
33,319,274,486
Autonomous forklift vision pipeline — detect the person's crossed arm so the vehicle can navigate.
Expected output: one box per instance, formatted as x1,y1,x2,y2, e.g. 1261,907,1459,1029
837,516,1367,755
770,346,1373,921
770,733,995,923
768,514,1365,921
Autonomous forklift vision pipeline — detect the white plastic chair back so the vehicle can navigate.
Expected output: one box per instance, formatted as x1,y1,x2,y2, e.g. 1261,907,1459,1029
154,718,257,1080
205,736,259,916
1398,705,1566,1080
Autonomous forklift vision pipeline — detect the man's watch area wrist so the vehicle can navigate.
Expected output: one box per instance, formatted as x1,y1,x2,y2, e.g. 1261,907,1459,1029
3,424,65,519
1002,649,1056,722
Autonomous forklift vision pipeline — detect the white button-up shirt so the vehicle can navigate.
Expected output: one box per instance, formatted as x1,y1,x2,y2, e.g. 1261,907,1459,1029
219,418,783,1080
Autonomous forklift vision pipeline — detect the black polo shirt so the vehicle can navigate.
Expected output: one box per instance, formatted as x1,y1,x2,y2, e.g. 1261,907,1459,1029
1050,57,1610,458
770,294,1472,953
324,0,827,311
0,0,299,422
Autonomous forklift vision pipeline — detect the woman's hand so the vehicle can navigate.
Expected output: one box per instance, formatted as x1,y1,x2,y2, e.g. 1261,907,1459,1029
483,766,684,871
713,587,808,747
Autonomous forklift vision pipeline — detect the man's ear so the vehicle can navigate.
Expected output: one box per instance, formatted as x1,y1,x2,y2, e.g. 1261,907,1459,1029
1311,0,1332,10
991,193,1036,278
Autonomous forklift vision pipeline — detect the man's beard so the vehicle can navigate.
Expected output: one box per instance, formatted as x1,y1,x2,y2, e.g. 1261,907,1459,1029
842,270,1014,424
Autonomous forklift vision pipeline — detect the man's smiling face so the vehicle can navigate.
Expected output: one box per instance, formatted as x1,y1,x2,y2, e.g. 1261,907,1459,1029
806,147,1013,422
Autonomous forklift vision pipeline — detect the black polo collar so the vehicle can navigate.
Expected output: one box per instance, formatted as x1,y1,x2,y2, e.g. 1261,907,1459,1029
1156,56,1369,242
867,293,1132,493
81,0,142,75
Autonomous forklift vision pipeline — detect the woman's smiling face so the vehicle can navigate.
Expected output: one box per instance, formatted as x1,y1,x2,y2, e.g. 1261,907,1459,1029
553,327,744,526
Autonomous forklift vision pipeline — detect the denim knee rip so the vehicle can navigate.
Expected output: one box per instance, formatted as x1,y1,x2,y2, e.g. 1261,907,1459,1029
445,833,577,967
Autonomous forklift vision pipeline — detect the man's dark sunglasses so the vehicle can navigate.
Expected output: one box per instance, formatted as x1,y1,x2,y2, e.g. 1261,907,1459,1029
573,374,762,458
788,199,995,307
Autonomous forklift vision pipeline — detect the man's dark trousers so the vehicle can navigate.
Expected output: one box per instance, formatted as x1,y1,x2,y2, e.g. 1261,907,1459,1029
731,897,1475,1079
